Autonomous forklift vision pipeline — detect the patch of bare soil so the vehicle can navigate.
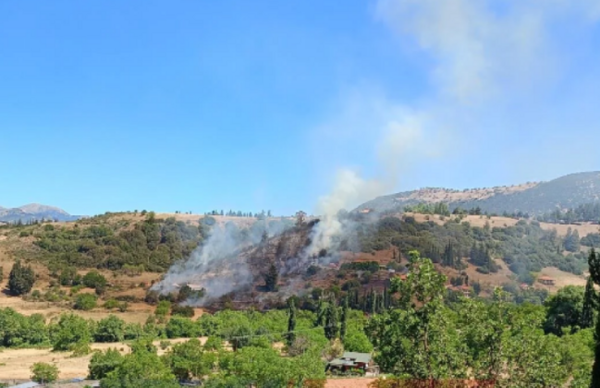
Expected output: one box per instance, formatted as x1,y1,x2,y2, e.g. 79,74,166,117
397,183,538,204
407,213,599,237
325,378,376,388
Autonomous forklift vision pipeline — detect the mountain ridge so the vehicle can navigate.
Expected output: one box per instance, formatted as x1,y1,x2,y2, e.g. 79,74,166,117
356,171,600,215
0,203,80,223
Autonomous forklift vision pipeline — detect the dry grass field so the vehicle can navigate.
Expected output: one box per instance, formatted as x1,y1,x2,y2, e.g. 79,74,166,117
0,338,203,380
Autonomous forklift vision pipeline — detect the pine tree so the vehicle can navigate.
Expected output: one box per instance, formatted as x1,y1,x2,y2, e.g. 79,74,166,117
287,299,297,346
340,296,348,341
582,275,596,329
8,260,35,296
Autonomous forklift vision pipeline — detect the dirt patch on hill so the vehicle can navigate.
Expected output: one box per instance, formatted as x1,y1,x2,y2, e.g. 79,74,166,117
397,183,538,204
325,378,376,388
407,213,598,238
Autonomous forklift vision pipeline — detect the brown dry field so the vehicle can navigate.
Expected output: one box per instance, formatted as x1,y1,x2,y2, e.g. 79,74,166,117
407,213,600,237
0,338,204,380
397,183,538,203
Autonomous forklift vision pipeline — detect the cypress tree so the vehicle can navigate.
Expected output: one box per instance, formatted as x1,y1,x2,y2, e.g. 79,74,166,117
582,275,596,329
287,299,297,346
324,300,339,340
315,300,326,327
371,290,377,314
340,296,348,341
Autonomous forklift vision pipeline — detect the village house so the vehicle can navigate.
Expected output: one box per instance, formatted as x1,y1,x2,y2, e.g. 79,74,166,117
538,276,556,286
327,352,379,376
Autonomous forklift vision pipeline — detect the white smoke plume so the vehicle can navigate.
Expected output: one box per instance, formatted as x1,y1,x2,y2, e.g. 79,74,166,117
154,0,600,304
308,0,600,254
153,219,291,304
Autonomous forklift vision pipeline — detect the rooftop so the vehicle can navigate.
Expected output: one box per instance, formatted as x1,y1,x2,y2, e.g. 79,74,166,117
329,352,373,365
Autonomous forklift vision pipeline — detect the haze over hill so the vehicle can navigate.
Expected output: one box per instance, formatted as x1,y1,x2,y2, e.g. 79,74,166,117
356,171,600,216
0,203,80,223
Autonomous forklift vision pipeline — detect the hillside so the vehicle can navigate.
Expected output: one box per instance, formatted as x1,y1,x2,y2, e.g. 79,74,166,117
0,209,595,313
0,203,80,223
356,171,600,216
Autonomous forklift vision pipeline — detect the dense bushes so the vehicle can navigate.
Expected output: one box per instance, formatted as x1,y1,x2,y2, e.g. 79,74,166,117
357,216,588,275
340,261,380,273
31,215,204,271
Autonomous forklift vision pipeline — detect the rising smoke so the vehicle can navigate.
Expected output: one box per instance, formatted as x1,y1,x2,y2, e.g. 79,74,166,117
154,0,600,305
152,219,291,304
306,0,600,257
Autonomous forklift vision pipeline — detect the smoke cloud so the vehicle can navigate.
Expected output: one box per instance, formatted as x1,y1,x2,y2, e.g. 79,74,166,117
155,0,600,305
308,0,600,254
153,219,291,304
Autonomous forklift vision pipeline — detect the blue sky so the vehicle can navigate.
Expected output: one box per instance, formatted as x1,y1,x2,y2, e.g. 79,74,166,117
1,1,600,216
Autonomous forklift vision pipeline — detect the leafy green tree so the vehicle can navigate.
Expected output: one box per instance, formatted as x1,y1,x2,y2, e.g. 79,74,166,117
287,299,297,346
165,316,201,338
31,362,59,383
51,313,92,351
203,336,223,351
543,285,584,335
89,348,124,379
581,275,597,329
74,293,98,310
155,300,171,316
366,251,462,378
342,328,373,353
8,260,35,296
94,315,125,343
164,338,212,381
100,345,178,388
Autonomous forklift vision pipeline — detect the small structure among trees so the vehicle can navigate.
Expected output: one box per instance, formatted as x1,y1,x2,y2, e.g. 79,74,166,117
327,352,379,376
538,276,556,286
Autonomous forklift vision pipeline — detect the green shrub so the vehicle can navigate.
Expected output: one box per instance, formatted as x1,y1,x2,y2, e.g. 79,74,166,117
104,298,119,310
171,304,194,317
31,362,58,383
83,270,107,290
94,315,125,342
156,300,171,316
74,293,97,310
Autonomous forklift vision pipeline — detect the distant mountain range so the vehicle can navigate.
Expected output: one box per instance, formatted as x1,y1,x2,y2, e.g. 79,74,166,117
356,171,600,215
0,203,81,223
